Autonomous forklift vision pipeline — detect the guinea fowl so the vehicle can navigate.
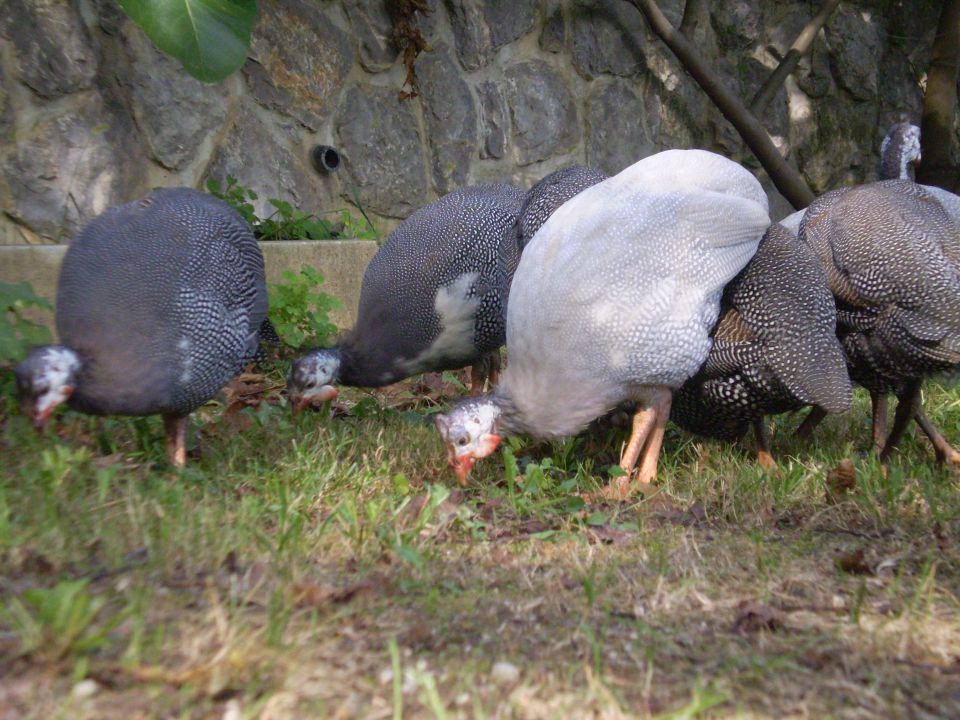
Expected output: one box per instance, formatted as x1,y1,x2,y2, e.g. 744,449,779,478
288,184,525,406
797,179,960,465
515,165,608,250
670,222,852,467
14,188,268,467
795,118,960,464
434,150,770,495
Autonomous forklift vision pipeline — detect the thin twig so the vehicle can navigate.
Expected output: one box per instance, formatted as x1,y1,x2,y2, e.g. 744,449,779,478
750,0,841,115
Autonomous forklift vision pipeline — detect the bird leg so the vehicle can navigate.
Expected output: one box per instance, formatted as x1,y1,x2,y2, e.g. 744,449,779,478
469,351,501,396
795,406,826,440
635,390,671,485
603,388,672,499
879,381,921,462
914,408,960,468
163,414,188,469
753,419,776,470
870,392,888,453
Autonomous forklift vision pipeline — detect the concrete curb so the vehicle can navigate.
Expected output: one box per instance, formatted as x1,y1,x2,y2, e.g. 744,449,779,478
0,240,377,333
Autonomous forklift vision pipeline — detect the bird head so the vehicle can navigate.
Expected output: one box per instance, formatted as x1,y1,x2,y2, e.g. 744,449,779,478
434,396,503,484
287,348,340,412
13,346,81,432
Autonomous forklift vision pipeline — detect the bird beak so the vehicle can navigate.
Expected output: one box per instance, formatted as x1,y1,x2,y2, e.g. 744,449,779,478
31,385,74,433
292,385,338,413
451,453,474,485
447,433,501,485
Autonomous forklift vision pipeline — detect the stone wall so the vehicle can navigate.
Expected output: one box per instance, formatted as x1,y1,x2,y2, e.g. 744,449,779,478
0,0,940,245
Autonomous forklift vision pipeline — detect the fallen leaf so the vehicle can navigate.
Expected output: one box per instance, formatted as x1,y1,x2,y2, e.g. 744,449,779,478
587,525,635,545
91,452,126,470
649,499,707,527
401,617,434,649
291,575,385,609
826,459,857,502
732,601,785,634
835,548,872,575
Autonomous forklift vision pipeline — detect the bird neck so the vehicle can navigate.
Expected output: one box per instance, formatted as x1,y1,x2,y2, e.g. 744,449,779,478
490,385,527,436
879,126,919,181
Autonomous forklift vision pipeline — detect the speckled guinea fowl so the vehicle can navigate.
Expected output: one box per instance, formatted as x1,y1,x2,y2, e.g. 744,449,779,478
434,150,770,495
671,222,852,466
14,188,267,467
798,178,960,464
288,184,525,406
794,118,960,463
515,166,608,250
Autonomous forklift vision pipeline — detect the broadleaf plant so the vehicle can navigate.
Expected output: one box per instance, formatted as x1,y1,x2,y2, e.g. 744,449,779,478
268,266,340,350
0,281,52,366
118,0,258,83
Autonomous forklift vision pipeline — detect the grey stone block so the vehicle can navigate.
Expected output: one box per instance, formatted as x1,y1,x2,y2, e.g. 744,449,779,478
416,44,477,193
335,84,428,218
504,61,578,166
1,0,97,98
244,0,355,131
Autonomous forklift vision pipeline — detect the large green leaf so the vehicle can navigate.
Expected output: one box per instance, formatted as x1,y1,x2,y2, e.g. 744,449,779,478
119,0,258,83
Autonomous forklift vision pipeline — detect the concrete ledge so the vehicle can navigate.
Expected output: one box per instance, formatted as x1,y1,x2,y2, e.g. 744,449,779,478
0,240,377,333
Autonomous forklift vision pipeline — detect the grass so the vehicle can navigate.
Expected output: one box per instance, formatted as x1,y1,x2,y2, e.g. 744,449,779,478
0,364,958,719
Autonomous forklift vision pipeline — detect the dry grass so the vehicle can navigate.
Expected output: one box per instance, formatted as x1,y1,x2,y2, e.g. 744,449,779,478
0,367,958,719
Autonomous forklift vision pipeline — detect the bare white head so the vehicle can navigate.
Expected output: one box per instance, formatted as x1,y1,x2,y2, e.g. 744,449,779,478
434,395,504,484
287,348,341,412
14,346,81,431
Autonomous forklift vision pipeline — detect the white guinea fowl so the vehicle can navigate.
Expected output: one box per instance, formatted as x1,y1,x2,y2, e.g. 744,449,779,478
435,149,771,495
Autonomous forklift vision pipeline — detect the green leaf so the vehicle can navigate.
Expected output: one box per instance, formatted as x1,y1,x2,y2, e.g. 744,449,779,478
118,0,258,83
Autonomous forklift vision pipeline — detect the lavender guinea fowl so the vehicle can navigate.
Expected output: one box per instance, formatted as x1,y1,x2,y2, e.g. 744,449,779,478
288,184,525,406
671,222,852,467
14,188,268,468
435,150,771,496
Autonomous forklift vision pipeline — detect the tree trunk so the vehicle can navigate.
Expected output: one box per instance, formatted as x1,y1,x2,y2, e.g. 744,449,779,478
917,0,960,192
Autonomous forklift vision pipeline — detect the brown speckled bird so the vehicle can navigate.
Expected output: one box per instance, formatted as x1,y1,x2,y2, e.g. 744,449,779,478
671,222,852,467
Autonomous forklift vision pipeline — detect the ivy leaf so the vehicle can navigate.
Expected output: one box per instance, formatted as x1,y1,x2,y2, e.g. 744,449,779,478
119,0,258,83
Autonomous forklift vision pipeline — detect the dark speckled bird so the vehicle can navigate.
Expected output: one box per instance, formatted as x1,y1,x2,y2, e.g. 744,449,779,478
798,179,960,464
515,166,608,250
671,222,852,466
14,188,268,467
288,184,525,406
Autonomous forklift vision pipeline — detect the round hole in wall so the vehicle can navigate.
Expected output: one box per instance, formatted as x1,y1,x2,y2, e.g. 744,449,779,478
311,145,341,174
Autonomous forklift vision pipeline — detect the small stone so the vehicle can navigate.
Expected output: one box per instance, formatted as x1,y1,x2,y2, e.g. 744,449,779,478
490,661,520,685
222,699,242,720
71,680,100,700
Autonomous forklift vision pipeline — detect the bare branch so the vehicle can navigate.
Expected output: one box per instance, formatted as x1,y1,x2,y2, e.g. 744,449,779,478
917,0,960,192
749,0,841,116
626,0,816,209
